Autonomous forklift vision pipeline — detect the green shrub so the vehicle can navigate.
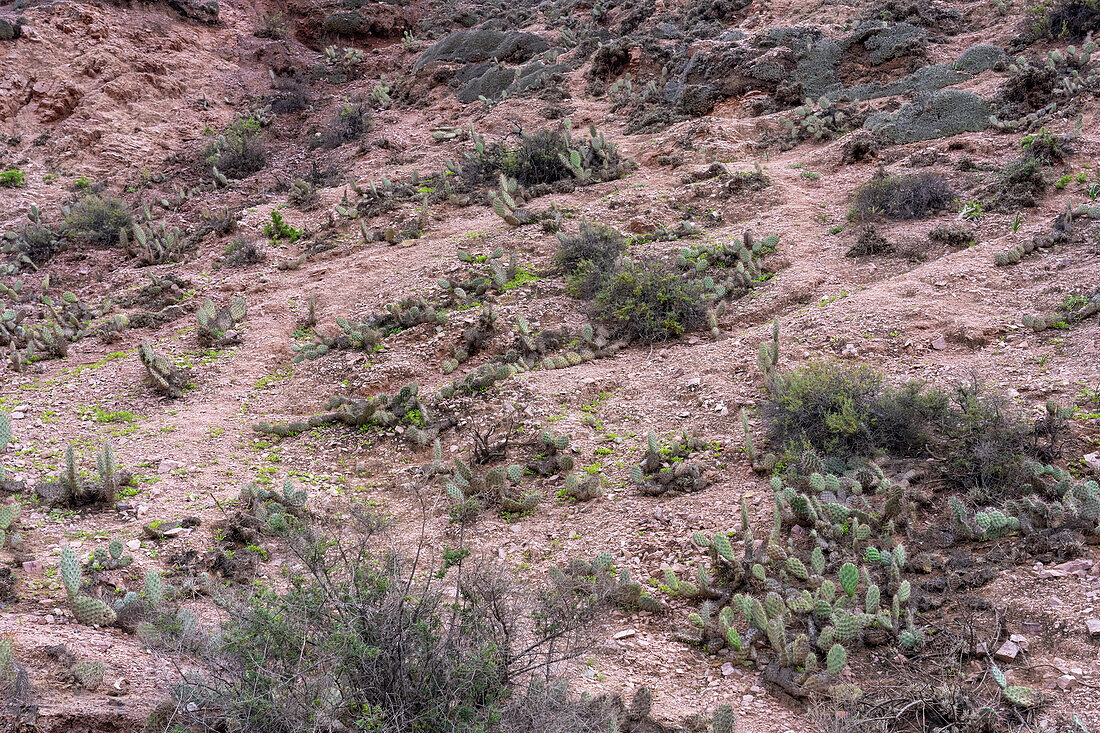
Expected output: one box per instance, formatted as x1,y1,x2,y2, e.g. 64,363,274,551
203,117,267,179
937,379,1035,502
593,262,706,341
1030,0,1100,40
556,222,625,298
0,169,25,188
223,237,266,266
851,171,955,220
762,361,945,458
63,194,132,246
149,515,612,733
319,103,371,149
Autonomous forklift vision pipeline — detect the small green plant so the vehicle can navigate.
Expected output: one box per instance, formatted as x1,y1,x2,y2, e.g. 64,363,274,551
262,210,301,243
0,168,26,188
959,200,984,220
1012,211,1024,232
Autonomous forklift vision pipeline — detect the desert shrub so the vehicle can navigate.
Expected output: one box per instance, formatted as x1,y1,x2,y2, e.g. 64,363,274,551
1031,0,1100,40
319,103,371,149
203,117,266,179
15,222,61,264
63,194,132,247
990,157,1047,210
936,379,1037,502
223,237,266,266
1020,126,1067,164
147,514,610,733
762,361,946,459
593,262,706,342
556,222,626,298
254,11,289,38
850,170,955,220
269,74,312,115
846,225,890,256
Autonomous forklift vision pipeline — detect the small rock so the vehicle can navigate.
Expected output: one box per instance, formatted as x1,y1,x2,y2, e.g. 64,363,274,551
1054,674,1078,690
126,539,141,551
1087,619,1100,638
931,335,947,350
613,629,636,640
1084,452,1100,472
994,640,1019,662
722,662,735,676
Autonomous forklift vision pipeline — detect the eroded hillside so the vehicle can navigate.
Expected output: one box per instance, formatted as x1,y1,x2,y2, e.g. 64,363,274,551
1,0,1099,731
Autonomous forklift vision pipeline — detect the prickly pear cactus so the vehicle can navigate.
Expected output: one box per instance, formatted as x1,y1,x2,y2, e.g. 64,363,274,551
71,596,117,627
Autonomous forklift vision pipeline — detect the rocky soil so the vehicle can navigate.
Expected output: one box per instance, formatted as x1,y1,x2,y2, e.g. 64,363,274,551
1,0,1099,730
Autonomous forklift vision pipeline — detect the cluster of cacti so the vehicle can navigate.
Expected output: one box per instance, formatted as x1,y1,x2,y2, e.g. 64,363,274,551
238,479,309,535
991,36,1098,131
254,382,439,447
677,230,777,289
119,272,191,310
2,288,95,371
551,552,665,614
294,296,448,363
784,97,853,142
120,217,189,266
138,341,190,398
195,296,247,346
772,451,912,542
527,428,575,477
560,470,603,501
36,441,128,507
61,545,117,627
442,305,497,372
323,45,363,79
438,245,519,303
488,174,529,226
442,453,540,518
756,318,781,388
669,474,918,699
370,79,392,109
90,537,133,570
534,323,621,371
74,660,104,690
556,119,628,183
950,459,1100,539
993,230,1055,266
437,361,517,399
375,296,447,333
430,125,468,142
630,430,712,496
1022,287,1100,331
0,205,59,273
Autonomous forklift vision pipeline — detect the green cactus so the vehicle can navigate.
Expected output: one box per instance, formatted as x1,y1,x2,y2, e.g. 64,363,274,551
712,703,737,733
60,545,82,597
71,596,117,626
826,643,847,675
145,570,164,609
1003,685,1041,708
75,660,104,690
0,639,13,681
838,562,858,597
